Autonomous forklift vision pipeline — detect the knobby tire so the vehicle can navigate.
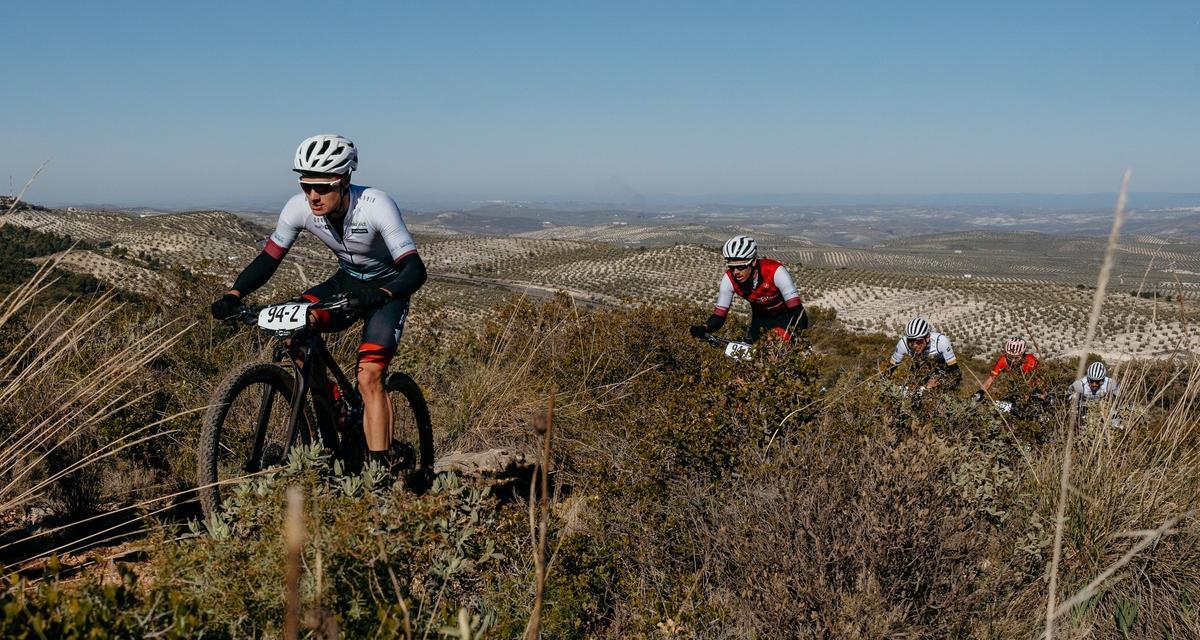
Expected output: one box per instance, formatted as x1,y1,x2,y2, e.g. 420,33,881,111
197,362,313,518
386,371,436,488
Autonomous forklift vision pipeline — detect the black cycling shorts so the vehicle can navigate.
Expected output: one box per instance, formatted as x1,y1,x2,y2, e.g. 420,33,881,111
747,308,808,343
300,270,409,367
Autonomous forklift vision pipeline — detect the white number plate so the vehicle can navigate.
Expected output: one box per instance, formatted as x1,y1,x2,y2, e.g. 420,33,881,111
724,342,754,361
258,303,311,331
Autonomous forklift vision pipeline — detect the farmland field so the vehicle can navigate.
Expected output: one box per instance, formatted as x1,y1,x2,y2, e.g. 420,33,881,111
3,205,1198,360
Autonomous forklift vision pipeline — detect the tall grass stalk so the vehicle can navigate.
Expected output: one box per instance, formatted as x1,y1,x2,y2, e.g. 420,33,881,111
1045,169,1129,640
1053,510,1195,620
0,323,194,511
0,251,65,328
524,391,554,640
0,466,278,557
0,260,193,522
283,485,304,640
2,159,49,217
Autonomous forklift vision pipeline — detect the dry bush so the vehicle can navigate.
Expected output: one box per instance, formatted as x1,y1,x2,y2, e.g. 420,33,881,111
2,275,1195,638
998,361,1200,638
568,351,1198,637
413,294,698,458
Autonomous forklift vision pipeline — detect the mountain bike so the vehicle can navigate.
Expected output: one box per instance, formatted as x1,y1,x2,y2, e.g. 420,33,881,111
197,294,435,518
695,331,816,362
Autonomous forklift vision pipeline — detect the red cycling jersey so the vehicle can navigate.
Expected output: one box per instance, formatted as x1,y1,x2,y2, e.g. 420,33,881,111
714,258,802,318
991,353,1038,377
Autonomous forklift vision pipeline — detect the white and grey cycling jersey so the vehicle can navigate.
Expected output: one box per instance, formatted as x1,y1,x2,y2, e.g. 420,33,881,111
264,184,418,280
1068,376,1119,403
890,330,957,366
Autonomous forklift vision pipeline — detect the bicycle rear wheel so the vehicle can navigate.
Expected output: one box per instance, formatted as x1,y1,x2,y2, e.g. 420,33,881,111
385,371,436,488
197,362,314,518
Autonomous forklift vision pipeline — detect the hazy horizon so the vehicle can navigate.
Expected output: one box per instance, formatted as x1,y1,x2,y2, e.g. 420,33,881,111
25,190,1200,214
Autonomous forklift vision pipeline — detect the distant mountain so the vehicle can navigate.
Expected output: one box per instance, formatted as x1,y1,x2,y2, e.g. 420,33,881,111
39,192,1200,214
637,192,1200,210
399,200,1200,247
26,193,1200,248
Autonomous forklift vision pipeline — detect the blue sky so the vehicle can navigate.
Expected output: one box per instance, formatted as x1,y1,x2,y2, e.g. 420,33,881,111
2,1,1198,207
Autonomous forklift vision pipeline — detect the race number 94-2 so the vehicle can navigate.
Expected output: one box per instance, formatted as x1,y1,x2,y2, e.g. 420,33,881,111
258,303,311,331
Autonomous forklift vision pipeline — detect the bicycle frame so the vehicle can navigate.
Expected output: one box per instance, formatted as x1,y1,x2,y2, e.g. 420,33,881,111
199,294,435,519
242,327,361,473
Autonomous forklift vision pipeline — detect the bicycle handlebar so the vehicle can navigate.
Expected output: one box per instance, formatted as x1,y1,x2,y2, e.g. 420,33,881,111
702,334,736,347
229,293,354,326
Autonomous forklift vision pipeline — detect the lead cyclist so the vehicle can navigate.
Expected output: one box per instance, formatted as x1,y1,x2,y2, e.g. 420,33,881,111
210,134,428,471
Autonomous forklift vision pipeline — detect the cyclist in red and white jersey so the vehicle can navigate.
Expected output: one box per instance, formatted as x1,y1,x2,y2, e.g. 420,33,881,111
971,337,1043,402
690,235,807,343
886,317,961,389
210,134,427,470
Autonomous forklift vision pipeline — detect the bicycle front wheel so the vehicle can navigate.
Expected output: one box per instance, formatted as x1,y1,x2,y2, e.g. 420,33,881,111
385,371,436,487
197,362,314,518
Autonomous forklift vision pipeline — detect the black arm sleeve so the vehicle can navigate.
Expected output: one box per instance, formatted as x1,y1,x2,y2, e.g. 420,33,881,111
231,250,283,297
787,304,808,332
378,252,428,299
703,313,726,333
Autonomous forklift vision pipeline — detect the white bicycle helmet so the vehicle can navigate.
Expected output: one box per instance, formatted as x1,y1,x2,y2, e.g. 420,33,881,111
294,134,358,175
722,235,757,261
1086,362,1107,381
1004,338,1027,357
904,317,931,340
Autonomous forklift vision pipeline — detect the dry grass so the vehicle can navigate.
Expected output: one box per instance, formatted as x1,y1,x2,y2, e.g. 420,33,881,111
429,295,655,454
2,159,49,217
0,254,192,520
1031,359,1200,638
2,188,1198,635
1046,171,1129,640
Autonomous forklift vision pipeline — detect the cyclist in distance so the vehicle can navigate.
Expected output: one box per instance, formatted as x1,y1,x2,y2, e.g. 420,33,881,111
690,235,808,343
886,317,961,389
1068,361,1119,404
210,134,427,470
972,337,1044,402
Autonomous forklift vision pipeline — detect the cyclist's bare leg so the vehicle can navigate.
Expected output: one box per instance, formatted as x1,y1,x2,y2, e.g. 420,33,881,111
357,361,392,451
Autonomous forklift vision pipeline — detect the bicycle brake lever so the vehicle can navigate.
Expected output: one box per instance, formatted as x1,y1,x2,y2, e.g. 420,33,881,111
319,298,352,311
238,305,265,325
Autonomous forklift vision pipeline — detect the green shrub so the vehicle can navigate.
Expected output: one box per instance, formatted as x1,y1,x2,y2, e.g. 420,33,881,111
148,444,514,637
0,565,223,639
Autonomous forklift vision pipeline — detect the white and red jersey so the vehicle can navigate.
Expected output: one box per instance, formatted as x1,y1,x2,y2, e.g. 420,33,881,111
265,184,418,281
713,258,802,318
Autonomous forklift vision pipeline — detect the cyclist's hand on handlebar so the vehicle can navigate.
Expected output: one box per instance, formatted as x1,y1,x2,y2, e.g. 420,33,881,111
211,293,244,320
347,288,391,311
689,324,709,340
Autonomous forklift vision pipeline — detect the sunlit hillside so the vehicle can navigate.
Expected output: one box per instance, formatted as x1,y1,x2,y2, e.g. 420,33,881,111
0,203,1197,637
